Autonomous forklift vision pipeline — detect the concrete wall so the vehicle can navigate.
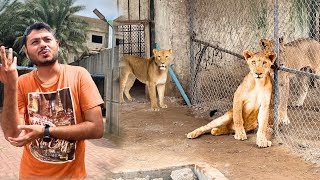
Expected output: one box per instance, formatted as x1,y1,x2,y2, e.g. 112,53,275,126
154,0,190,97
80,16,109,50
67,15,109,63
118,0,149,20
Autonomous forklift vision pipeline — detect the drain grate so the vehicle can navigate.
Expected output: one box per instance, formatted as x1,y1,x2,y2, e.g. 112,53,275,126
109,163,227,180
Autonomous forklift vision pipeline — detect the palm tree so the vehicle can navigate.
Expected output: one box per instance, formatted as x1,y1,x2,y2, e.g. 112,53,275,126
0,0,25,65
0,0,24,47
0,0,10,12
14,0,89,64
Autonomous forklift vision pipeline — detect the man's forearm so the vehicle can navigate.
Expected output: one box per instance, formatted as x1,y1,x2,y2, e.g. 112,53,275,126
1,82,21,139
49,121,104,141
47,105,104,141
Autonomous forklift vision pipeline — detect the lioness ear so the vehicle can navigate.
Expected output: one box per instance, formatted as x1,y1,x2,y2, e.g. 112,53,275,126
243,50,255,61
153,49,158,55
260,39,267,49
259,38,273,51
168,49,172,54
279,36,284,45
266,52,277,64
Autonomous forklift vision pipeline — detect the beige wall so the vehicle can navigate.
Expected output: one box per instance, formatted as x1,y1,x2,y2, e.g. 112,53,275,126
67,16,109,63
154,0,190,97
118,0,149,20
80,16,109,50
85,30,108,50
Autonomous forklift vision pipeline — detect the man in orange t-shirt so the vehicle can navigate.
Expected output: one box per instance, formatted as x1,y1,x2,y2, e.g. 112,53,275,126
0,22,104,179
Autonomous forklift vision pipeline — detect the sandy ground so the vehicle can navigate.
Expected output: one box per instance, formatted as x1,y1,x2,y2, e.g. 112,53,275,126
105,88,320,179
1,83,319,179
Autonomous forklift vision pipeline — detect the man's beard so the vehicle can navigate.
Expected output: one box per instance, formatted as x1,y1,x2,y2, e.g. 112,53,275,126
27,51,59,66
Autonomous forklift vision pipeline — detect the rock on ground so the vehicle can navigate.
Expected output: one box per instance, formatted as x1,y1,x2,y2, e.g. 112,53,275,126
170,168,197,180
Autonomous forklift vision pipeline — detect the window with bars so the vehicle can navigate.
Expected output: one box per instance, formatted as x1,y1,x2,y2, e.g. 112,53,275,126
118,24,145,58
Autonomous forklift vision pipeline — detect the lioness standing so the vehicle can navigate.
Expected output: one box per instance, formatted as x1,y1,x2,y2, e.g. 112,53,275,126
260,38,320,125
187,50,276,148
119,49,172,111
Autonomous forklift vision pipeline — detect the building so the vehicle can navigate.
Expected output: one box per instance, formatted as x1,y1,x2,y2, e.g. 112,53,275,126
67,15,109,64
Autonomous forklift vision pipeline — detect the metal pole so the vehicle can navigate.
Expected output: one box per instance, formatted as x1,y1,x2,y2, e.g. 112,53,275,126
128,0,130,20
149,0,155,57
108,23,115,133
187,0,195,104
139,0,141,21
93,8,117,134
273,0,280,129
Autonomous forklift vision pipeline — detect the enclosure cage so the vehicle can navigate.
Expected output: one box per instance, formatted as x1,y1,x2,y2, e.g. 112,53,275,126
187,0,320,164
117,23,146,58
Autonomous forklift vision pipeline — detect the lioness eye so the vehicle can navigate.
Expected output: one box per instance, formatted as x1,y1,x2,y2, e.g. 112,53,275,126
263,61,267,65
252,61,256,65
166,56,168,58
158,56,161,58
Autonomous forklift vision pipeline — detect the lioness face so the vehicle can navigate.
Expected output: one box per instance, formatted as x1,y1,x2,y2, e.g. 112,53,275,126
153,49,172,70
243,51,276,79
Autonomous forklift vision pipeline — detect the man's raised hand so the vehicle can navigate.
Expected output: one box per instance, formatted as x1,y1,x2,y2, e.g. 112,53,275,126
0,46,18,85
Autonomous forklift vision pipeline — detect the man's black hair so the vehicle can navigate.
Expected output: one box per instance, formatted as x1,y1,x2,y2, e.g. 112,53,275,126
22,22,55,46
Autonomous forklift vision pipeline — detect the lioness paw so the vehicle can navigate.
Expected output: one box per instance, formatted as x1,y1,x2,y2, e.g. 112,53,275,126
187,130,202,139
279,115,290,125
290,100,303,107
256,138,272,148
160,104,167,108
127,97,135,102
234,129,247,140
211,128,227,136
151,107,160,111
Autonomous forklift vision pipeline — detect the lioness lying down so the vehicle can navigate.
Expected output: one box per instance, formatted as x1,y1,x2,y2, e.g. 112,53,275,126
119,49,172,111
187,50,276,148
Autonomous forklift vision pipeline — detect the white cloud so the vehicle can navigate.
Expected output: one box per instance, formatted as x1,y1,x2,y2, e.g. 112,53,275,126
74,0,119,20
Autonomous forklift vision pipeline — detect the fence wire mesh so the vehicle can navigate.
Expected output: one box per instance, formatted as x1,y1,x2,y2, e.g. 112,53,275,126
188,0,320,164
188,0,275,117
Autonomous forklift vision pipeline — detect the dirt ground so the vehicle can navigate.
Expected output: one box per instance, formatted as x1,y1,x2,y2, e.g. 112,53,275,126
105,85,320,180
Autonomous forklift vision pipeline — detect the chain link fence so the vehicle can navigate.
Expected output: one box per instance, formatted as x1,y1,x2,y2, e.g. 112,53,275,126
188,0,275,116
188,0,320,164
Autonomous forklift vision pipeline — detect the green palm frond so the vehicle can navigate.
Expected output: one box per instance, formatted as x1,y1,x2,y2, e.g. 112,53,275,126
1,0,89,64
0,0,13,13
14,0,89,64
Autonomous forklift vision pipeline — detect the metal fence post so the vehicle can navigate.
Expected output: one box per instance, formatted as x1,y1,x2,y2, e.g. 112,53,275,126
107,22,120,136
187,0,195,104
273,0,280,130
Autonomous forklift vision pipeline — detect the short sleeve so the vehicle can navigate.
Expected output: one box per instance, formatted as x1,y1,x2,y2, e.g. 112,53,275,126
17,77,28,115
78,68,104,111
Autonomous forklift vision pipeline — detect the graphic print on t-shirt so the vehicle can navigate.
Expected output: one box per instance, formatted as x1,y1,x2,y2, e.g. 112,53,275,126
27,87,76,163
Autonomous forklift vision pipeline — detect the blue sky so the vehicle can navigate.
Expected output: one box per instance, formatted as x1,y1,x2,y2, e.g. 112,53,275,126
74,0,119,20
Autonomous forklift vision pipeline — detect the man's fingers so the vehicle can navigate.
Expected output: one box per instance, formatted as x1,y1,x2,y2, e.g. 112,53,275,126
8,135,29,143
12,56,17,66
0,46,7,68
7,48,13,63
17,125,33,131
0,47,17,68
8,138,26,147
